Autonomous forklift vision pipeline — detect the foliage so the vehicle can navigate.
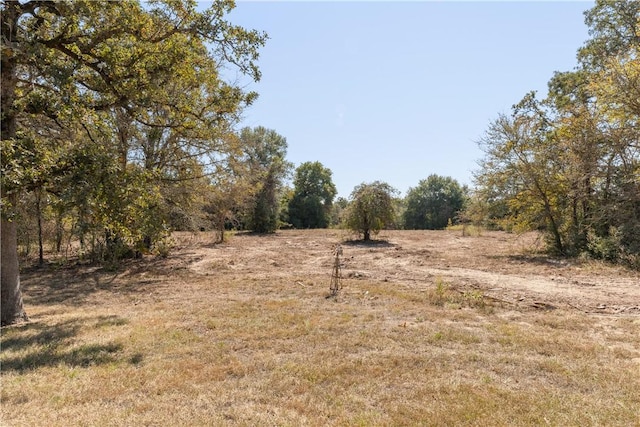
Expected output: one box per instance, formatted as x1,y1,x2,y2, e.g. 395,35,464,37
389,196,407,230
473,0,640,265
345,181,397,241
427,277,487,310
403,174,467,230
577,0,640,70
329,196,349,227
2,0,266,236
475,101,568,254
288,161,337,229
1,0,267,323
587,227,623,262
238,127,292,233
278,186,294,228
458,190,508,231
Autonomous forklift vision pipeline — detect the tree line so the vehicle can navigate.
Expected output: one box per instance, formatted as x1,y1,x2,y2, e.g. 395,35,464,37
1,0,266,325
0,0,467,325
13,144,470,254
2,0,637,326
471,0,639,268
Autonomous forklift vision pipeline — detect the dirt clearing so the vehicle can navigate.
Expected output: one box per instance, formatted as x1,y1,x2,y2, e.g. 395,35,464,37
182,229,640,315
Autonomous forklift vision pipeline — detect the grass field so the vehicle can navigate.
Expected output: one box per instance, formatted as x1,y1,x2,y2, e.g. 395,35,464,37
2,229,639,426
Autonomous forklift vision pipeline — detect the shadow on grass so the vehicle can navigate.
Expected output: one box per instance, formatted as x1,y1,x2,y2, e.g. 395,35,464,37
343,239,397,248
20,256,176,306
0,315,142,372
199,230,278,249
20,263,120,306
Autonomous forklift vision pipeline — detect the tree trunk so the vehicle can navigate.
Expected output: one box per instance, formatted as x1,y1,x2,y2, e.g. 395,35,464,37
1,2,28,325
217,221,225,244
55,211,64,253
542,197,564,255
1,195,28,326
36,188,44,266
363,229,371,241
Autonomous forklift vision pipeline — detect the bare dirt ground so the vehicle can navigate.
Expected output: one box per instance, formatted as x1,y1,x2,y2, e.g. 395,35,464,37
177,229,640,316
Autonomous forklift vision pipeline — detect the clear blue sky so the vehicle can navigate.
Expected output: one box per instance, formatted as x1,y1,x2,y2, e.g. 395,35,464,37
221,1,593,198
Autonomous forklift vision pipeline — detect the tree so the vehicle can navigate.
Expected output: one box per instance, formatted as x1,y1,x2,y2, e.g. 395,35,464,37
204,152,253,243
403,175,467,229
288,161,337,229
238,127,291,233
475,96,570,254
474,1,640,265
329,196,349,227
0,0,266,325
345,181,397,241
577,0,640,71
277,186,292,225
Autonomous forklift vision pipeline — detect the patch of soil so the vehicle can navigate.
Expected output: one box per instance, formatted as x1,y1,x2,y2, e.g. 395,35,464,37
176,229,640,315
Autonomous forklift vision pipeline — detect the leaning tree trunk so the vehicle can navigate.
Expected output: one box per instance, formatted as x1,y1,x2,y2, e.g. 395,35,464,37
1,195,28,326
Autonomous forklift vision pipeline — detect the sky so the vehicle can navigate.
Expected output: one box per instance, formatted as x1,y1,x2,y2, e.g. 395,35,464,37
220,1,593,198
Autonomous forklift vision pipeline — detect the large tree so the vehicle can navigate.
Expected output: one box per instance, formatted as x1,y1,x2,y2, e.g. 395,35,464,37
474,0,639,264
403,174,467,230
0,0,266,325
288,161,337,229
476,98,569,254
345,181,397,241
239,126,292,233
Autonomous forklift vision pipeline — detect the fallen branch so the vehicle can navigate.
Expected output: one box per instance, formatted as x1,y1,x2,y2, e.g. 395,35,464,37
566,302,590,313
531,301,556,310
482,294,516,305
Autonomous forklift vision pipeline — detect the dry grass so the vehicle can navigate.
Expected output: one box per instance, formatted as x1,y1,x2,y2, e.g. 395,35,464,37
2,230,640,426
446,224,484,237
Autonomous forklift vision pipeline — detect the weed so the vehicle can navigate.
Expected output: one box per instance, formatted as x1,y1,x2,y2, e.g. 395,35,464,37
426,277,488,310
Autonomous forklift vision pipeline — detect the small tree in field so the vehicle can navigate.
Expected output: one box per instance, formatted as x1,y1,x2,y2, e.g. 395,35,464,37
345,181,397,241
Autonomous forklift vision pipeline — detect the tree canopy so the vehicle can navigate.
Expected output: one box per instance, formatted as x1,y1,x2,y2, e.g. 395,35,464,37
345,181,397,241
403,175,467,230
239,126,292,233
0,0,267,325
473,0,639,264
288,161,337,229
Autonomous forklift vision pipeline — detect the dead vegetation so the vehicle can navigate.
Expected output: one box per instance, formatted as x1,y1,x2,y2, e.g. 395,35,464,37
2,229,639,426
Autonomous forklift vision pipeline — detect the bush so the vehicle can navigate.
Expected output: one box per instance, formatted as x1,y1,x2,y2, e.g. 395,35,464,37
587,227,622,262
